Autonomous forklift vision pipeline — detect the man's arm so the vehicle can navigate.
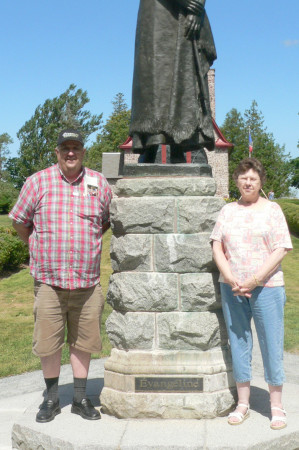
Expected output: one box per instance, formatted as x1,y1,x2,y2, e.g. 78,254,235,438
12,221,33,245
102,221,110,235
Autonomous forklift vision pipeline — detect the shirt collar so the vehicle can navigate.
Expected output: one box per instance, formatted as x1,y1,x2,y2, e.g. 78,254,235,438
56,164,85,184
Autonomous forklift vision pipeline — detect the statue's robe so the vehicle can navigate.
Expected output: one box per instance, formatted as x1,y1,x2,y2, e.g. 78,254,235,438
130,0,217,153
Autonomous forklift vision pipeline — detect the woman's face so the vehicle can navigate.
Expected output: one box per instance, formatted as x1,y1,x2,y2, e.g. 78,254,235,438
237,168,262,202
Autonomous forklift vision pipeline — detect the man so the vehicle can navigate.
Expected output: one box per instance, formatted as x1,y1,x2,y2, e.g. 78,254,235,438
130,0,217,163
9,129,112,422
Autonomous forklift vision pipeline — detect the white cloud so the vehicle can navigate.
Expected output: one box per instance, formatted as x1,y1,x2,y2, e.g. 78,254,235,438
283,39,299,47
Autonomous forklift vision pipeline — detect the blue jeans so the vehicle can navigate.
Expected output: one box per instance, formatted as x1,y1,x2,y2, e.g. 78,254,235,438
220,283,286,386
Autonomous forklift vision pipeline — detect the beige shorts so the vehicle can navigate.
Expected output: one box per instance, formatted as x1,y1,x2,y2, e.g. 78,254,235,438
33,281,105,357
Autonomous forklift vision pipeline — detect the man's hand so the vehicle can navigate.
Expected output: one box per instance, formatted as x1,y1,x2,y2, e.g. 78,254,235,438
184,14,202,39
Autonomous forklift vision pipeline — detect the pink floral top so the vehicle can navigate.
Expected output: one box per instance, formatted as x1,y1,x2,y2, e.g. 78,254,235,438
210,201,292,287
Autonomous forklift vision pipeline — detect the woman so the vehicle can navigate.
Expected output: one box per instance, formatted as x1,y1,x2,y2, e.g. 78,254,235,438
210,158,292,429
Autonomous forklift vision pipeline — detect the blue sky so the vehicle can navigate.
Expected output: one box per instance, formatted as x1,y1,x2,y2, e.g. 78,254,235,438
1,0,298,160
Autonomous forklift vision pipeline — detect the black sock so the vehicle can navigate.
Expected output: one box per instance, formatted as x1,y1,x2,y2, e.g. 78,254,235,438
73,377,87,403
44,377,59,403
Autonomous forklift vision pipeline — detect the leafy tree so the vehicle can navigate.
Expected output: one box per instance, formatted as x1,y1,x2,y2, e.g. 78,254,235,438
221,101,291,198
0,180,19,214
220,109,246,197
85,93,131,171
289,157,299,189
0,133,13,180
4,157,23,190
15,84,102,184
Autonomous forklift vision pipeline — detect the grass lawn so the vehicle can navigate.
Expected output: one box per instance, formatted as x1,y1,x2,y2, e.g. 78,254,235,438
0,217,298,377
282,234,299,353
0,228,113,378
0,214,13,227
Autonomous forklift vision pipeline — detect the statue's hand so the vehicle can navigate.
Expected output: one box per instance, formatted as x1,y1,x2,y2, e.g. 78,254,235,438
184,14,201,39
178,0,205,16
188,0,205,15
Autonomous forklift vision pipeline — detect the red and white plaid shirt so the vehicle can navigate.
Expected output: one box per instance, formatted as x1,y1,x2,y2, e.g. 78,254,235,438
9,164,112,289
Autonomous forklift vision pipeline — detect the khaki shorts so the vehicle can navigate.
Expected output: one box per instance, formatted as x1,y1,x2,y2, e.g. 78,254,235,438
33,281,105,357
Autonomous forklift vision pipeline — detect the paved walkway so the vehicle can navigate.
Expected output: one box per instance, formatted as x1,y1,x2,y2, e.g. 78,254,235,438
1,329,299,449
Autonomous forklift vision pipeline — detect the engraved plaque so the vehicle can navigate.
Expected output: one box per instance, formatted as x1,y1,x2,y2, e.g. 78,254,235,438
135,377,203,393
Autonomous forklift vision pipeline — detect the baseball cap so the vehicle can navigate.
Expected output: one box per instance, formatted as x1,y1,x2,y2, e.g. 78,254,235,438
57,129,84,146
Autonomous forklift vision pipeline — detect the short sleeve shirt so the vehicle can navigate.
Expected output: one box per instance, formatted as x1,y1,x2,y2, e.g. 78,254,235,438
9,164,112,289
210,201,292,287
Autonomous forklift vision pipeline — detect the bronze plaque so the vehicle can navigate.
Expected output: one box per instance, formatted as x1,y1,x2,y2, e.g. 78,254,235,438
135,377,203,393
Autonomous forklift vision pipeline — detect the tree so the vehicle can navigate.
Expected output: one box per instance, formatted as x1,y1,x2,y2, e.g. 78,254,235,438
85,93,131,171
0,133,13,180
15,84,103,184
4,157,23,190
221,101,291,198
289,157,299,189
220,109,246,197
0,180,19,213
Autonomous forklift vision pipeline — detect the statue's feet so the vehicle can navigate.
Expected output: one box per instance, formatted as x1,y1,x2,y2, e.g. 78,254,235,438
170,147,186,164
142,146,158,163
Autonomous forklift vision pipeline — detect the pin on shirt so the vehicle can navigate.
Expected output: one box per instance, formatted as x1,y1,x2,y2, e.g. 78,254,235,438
84,176,99,197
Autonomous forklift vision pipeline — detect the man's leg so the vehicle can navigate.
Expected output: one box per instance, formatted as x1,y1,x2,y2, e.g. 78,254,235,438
41,349,62,378
68,285,104,420
70,346,101,420
36,350,62,423
33,280,66,423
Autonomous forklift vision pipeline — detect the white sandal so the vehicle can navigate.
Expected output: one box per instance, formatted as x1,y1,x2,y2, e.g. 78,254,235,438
270,406,287,430
228,403,250,425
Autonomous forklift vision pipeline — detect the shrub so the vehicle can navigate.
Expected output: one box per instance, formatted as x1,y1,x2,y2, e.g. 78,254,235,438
275,200,299,235
0,231,29,273
0,181,19,214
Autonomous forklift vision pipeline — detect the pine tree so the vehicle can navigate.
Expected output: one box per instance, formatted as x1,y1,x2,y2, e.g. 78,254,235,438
85,93,131,172
221,101,291,198
14,84,102,185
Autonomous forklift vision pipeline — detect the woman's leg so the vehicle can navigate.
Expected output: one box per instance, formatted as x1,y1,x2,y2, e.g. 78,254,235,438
227,381,250,423
269,384,286,428
251,286,286,427
251,286,286,386
220,283,253,383
220,283,253,423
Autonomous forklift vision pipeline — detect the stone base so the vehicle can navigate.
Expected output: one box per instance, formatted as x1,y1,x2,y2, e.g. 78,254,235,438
123,163,212,177
100,387,236,419
100,348,236,419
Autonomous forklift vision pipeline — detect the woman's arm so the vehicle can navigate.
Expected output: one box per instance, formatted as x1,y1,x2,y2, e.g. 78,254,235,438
212,240,249,292
237,247,289,294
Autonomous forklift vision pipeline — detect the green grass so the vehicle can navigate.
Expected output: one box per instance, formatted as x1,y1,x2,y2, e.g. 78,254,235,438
282,235,299,353
0,229,113,378
0,222,298,377
0,214,13,227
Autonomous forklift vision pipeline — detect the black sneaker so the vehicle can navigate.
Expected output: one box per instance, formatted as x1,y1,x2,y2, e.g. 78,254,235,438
36,399,61,423
71,398,101,420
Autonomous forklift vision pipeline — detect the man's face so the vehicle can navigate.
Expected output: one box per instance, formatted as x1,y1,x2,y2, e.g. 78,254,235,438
55,140,86,177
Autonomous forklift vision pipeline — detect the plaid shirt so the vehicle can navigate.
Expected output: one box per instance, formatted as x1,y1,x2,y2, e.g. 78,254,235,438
9,164,112,289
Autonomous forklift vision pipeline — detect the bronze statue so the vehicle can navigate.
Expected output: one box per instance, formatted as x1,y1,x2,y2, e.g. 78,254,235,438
130,0,216,163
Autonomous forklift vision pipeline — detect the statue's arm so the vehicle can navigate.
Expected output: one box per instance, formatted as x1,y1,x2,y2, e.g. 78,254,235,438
175,0,206,16
184,14,202,39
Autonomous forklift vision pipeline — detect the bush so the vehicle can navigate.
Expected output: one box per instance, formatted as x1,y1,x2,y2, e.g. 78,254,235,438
0,181,19,214
275,200,299,234
0,230,29,273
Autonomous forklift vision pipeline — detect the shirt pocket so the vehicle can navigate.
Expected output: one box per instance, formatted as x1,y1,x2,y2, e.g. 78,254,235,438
77,195,101,226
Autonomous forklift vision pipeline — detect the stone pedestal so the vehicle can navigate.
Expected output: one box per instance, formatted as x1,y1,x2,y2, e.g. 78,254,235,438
100,166,236,419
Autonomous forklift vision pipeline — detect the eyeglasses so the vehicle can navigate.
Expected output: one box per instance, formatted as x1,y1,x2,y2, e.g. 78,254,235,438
238,176,260,184
59,147,83,153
